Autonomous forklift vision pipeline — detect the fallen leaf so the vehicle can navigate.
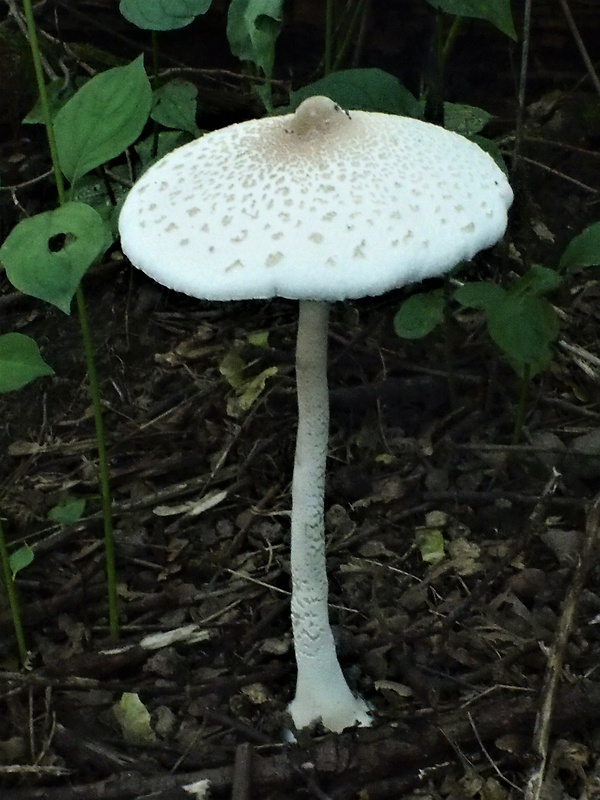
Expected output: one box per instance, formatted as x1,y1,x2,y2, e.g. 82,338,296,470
113,692,157,744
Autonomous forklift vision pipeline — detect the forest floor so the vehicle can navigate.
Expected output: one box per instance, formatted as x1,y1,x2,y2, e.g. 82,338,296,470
1,3,600,799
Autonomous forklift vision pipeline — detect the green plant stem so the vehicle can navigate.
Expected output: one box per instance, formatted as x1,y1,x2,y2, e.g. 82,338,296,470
423,13,444,124
151,29,159,78
150,30,160,158
441,15,462,68
331,0,368,73
21,0,119,639
512,364,530,444
75,286,118,638
0,516,28,667
324,0,334,75
443,276,457,408
21,0,66,204
513,0,532,178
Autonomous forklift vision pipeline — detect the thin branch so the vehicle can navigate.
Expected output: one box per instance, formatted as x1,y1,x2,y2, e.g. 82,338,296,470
5,0,58,80
517,154,599,194
556,0,600,99
512,0,532,174
525,492,600,800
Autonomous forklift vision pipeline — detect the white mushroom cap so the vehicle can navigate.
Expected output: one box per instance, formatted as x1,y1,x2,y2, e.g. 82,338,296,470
119,96,513,302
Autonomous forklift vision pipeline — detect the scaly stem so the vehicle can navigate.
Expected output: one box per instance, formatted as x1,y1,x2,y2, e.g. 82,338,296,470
288,300,370,732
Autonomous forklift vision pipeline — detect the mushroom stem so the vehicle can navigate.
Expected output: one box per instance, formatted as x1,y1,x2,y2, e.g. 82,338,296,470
288,299,370,732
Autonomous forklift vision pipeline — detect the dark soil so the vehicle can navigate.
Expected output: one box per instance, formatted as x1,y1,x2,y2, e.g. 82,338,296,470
2,2,600,799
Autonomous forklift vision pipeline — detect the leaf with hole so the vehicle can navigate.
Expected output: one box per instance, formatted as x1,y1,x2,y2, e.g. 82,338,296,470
0,202,109,313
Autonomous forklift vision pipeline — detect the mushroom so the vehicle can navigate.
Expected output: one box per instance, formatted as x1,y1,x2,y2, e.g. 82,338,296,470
119,96,513,732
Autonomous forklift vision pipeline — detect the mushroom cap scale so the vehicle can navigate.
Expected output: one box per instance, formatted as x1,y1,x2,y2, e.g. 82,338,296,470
119,97,513,302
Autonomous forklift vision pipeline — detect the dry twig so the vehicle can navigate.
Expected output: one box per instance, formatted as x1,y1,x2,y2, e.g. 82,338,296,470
525,491,600,800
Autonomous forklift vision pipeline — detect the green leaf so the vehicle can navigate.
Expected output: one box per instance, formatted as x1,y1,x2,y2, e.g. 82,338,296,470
48,497,86,525
454,281,506,312
510,265,563,297
468,133,508,173
135,130,190,168
72,166,130,235
120,0,212,30
151,80,201,136
246,330,269,347
416,528,445,564
559,221,600,271
219,351,246,391
9,544,34,579
54,55,152,185
0,334,54,393
486,294,559,377
426,0,517,39
113,693,157,744
227,0,284,80
234,367,277,413
393,292,445,340
444,102,492,136
219,349,277,417
284,68,422,117
1,202,109,313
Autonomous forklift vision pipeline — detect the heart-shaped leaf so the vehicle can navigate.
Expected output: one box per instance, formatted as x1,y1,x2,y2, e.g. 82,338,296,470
0,333,54,393
393,291,445,339
1,202,109,313
151,79,201,136
486,294,559,377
